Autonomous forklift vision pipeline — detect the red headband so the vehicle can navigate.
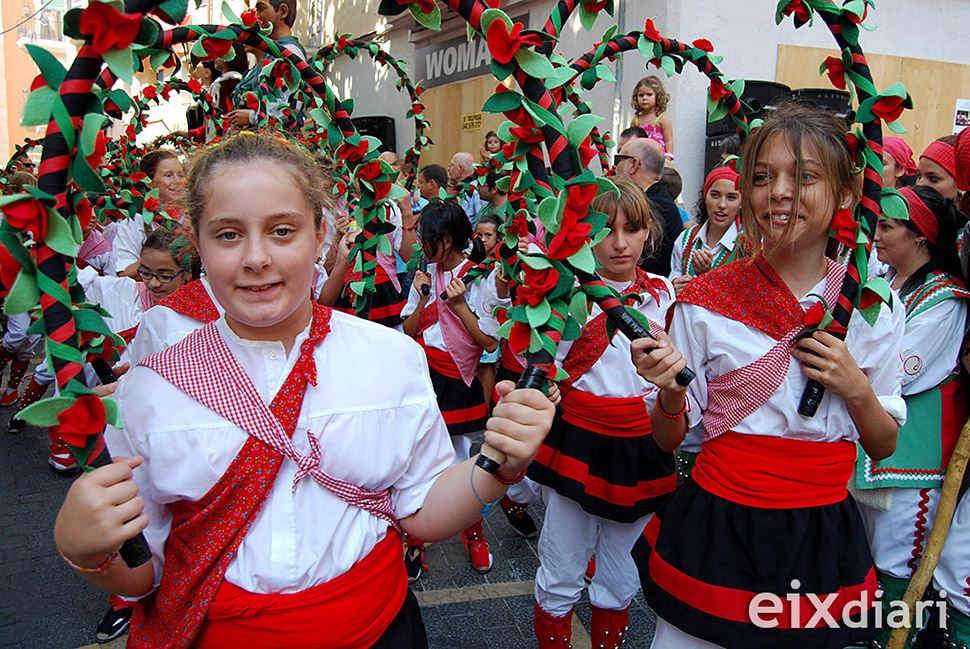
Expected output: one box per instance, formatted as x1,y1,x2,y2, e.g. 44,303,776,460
920,140,957,180
898,187,939,245
883,136,917,175
703,166,740,196
955,128,970,192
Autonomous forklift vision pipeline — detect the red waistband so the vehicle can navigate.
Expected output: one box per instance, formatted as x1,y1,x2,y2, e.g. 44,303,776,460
193,532,407,649
692,432,856,508
418,336,462,380
500,342,524,374
560,388,652,437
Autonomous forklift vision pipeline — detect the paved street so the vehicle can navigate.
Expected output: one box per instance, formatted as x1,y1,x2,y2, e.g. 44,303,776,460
0,413,658,649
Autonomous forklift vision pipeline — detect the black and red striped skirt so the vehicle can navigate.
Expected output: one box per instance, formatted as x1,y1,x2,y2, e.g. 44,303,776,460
633,432,879,649
527,388,676,523
419,338,487,437
335,265,406,329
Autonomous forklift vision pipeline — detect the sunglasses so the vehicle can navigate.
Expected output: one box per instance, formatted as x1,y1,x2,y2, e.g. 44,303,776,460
613,154,635,165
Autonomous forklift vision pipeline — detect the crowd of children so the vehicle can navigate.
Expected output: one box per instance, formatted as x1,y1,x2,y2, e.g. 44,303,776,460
0,54,961,649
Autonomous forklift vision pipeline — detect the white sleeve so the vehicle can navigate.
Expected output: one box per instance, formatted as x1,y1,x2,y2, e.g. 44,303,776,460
666,302,707,428
864,300,908,427
900,299,966,394
387,201,403,252
669,230,688,280
112,218,146,274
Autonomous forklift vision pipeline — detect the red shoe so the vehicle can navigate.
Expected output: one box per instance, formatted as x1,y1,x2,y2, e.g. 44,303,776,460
461,520,493,574
0,388,19,407
48,451,79,474
591,605,630,649
534,603,573,649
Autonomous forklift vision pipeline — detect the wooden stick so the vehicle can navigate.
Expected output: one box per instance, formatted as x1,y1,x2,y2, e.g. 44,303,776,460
885,416,970,649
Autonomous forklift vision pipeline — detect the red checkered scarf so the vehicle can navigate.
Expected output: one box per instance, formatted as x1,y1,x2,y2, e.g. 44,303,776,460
678,258,845,440
560,268,668,396
131,304,400,649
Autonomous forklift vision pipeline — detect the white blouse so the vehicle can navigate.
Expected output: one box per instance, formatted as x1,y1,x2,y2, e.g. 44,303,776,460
111,217,151,275
671,272,907,443
668,221,739,281
899,293,966,395
126,277,223,366
106,311,455,596
78,267,144,333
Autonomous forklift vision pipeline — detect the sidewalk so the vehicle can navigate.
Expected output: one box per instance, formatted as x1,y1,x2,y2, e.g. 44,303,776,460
0,417,659,649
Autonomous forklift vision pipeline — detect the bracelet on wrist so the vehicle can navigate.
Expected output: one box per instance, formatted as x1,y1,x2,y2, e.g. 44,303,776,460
657,388,688,419
469,461,504,516
492,467,526,485
58,548,120,574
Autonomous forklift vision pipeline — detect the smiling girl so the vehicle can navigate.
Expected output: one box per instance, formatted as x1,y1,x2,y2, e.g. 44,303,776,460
528,178,675,649
53,133,554,649
631,104,906,649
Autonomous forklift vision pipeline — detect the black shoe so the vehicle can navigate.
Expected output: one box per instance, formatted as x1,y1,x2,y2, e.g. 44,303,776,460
6,417,24,434
500,496,538,538
95,604,132,643
405,544,426,584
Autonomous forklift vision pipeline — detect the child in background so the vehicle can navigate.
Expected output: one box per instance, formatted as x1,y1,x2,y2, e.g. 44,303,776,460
479,130,502,165
629,76,674,160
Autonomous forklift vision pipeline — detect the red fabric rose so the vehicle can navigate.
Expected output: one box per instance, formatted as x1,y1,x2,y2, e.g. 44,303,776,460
518,266,560,307
240,9,258,27
692,38,714,52
399,0,437,15
509,126,544,144
547,184,596,260
584,0,608,12
0,244,22,293
846,3,868,23
487,20,541,65
86,131,107,169
201,36,233,61
187,78,203,94
56,395,107,449
502,105,535,130
246,93,260,112
337,35,348,48
30,74,46,92
79,2,142,55
130,172,148,184
783,0,810,21
124,124,136,140
143,196,160,213
578,136,597,169
829,207,858,249
507,210,530,239
2,197,48,240
338,139,369,161
803,301,825,328
357,160,382,182
845,132,860,165
643,18,662,42
142,85,157,100
859,286,882,311
709,77,729,101
871,95,907,123
822,56,846,90
508,321,532,355
74,196,93,231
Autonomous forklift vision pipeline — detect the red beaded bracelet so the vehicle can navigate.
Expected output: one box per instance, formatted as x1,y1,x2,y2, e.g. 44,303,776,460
493,467,527,485
657,389,688,419
58,548,120,574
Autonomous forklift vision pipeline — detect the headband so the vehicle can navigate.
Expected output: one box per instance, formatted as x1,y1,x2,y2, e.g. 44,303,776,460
920,140,957,181
898,187,939,245
703,166,740,196
955,128,970,192
882,136,917,176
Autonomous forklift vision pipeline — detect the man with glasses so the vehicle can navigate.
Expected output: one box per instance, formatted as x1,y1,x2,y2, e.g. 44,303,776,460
613,138,683,276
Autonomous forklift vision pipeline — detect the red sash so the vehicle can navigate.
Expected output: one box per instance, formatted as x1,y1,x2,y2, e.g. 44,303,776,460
692,431,857,508
561,388,652,437
560,269,668,395
418,335,463,380
193,532,407,649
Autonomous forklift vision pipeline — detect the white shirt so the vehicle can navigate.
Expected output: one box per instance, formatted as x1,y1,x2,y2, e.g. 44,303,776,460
78,267,143,333
557,274,675,405
106,310,455,596
668,221,739,281
671,273,907,443
111,217,151,274
899,292,966,395
401,259,497,351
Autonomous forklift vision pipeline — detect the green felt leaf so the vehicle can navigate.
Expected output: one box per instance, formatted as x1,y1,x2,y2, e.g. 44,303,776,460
527,329,543,354
72,155,106,194
387,184,408,200
25,44,67,89
3,272,39,315
135,16,161,46
526,301,551,328
80,113,107,156
482,91,522,113
545,66,575,90
494,319,513,340
17,396,76,426
881,188,909,219
479,8,512,33
103,46,136,84
660,56,675,77
523,100,567,137
562,315,583,341
568,291,589,325
490,59,516,82
63,8,82,40
103,397,123,428
520,253,552,270
864,277,893,303
376,232,392,256
515,47,555,80
21,86,56,127
886,120,907,134
106,89,132,113
637,35,653,61
568,244,596,274
222,0,241,24
409,2,441,30
580,66,597,91
155,0,189,23
567,114,603,149
579,6,597,32
595,63,615,83
859,301,881,327
44,211,79,256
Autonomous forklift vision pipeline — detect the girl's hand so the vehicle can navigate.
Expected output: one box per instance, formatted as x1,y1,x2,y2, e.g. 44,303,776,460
791,331,870,404
546,381,561,406
413,271,431,304
672,275,692,296
691,249,714,275
54,457,148,568
630,333,688,394
334,216,351,238
337,230,356,267
486,381,555,475
444,278,468,308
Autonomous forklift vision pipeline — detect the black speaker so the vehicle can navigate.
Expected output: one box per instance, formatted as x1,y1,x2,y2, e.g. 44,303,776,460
791,88,852,119
704,133,738,178
706,80,792,137
352,116,396,153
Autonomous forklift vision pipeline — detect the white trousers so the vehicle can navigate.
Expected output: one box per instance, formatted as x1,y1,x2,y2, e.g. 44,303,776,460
934,492,970,616
535,487,650,617
649,618,725,648
858,486,942,579
506,475,541,505
2,312,40,360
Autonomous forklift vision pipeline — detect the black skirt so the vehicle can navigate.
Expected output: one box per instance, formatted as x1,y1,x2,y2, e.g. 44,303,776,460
527,415,676,523
428,366,487,437
335,272,406,329
634,478,879,649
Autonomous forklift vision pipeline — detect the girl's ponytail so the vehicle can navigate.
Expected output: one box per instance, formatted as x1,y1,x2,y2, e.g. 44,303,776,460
465,235,486,263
